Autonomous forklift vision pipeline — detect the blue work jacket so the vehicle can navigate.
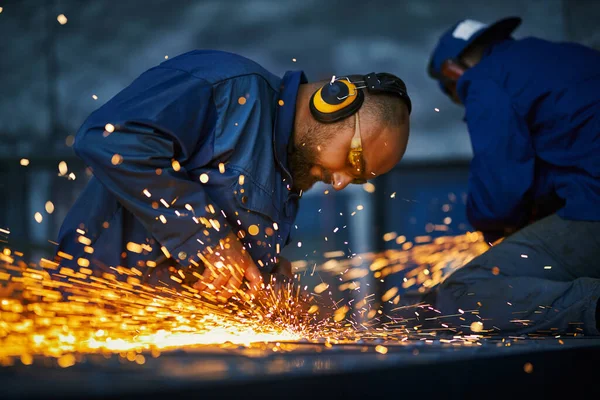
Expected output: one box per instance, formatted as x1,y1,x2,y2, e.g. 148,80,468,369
457,38,600,240
56,50,306,282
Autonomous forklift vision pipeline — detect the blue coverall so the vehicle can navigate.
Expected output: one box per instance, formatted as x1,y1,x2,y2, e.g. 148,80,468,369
435,38,600,335
56,50,306,285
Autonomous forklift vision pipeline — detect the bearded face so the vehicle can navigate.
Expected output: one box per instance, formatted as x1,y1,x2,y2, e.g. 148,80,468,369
288,124,337,192
288,144,319,191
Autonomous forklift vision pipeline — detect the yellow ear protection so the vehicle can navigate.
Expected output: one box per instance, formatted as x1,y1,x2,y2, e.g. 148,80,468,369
310,72,412,123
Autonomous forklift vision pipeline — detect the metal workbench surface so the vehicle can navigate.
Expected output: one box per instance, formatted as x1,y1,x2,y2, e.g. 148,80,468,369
2,337,599,399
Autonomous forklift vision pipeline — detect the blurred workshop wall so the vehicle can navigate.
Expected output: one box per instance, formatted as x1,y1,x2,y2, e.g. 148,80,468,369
0,0,597,271
0,0,569,159
563,0,600,50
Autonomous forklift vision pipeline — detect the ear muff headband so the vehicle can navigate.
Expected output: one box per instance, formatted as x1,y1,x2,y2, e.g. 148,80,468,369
310,79,364,123
365,72,412,114
310,73,411,123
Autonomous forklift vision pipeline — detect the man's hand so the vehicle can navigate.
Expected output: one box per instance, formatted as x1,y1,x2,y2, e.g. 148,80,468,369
193,232,263,302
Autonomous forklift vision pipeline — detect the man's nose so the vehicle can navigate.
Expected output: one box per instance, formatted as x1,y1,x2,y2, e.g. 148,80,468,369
331,172,352,191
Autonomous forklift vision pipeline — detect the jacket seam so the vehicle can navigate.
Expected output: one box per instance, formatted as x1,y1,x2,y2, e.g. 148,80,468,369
227,165,273,196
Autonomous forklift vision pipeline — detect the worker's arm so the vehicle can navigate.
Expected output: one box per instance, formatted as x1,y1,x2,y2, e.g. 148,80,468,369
74,67,261,297
462,80,535,243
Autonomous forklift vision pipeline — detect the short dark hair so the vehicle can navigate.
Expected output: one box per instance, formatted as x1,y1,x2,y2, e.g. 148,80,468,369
362,91,408,128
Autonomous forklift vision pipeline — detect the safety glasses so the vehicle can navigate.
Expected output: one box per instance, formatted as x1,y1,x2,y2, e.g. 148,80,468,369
347,112,367,184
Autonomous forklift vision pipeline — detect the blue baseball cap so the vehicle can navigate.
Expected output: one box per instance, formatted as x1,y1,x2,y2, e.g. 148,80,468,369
428,17,522,83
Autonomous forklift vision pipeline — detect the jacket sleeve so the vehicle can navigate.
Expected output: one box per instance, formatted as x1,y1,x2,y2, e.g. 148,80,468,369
74,67,229,267
463,79,535,241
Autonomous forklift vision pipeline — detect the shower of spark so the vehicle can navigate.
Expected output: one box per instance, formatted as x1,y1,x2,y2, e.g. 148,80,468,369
0,233,488,368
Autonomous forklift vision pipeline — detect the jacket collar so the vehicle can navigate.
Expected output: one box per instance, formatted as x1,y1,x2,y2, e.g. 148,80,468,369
273,70,307,192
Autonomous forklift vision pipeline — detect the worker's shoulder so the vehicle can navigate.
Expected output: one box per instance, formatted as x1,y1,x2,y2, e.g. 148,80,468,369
159,50,280,88
507,37,566,54
497,37,598,58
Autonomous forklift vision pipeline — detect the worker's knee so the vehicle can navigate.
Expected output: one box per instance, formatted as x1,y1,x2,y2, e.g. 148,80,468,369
438,268,470,299
436,263,490,310
440,261,487,290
